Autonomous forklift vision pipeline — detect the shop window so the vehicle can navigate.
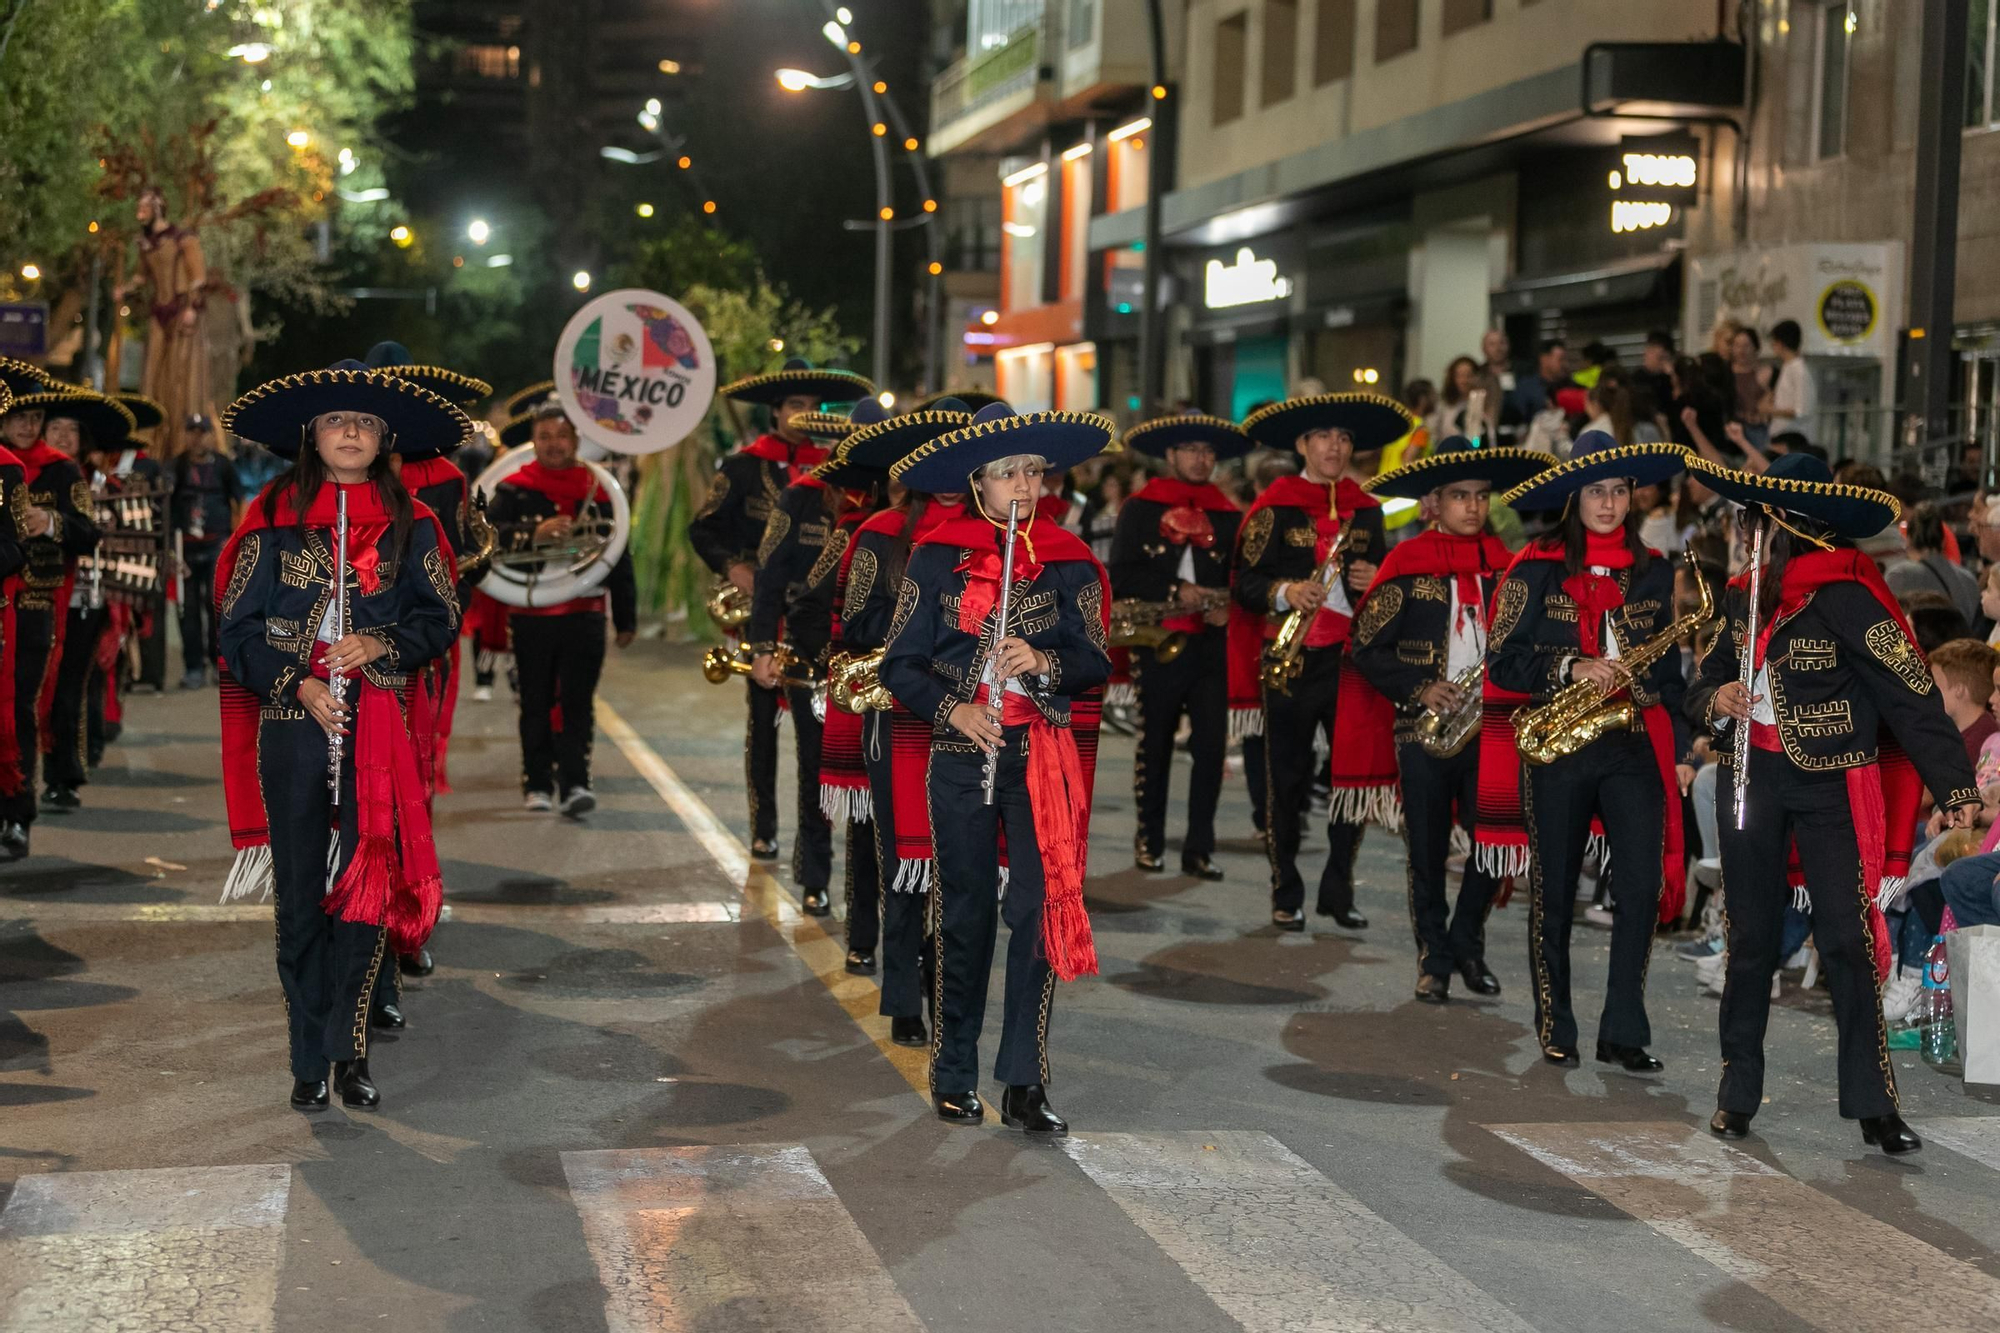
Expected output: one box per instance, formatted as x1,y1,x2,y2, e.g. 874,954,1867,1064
1969,0,1996,129
1374,0,1418,62
454,43,521,79
1106,121,1150,212
1313,0,1354,85
1441,0,1490,36
1055,342,1099,411
1003,165,1050,312
1811,2,1851,159
1215,12,1248,125
997,344,1055,411
946,195,1001,274
1263,0,1298,106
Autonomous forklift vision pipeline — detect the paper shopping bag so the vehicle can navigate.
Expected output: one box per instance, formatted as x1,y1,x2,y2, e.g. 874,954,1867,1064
1947,925,2000,1086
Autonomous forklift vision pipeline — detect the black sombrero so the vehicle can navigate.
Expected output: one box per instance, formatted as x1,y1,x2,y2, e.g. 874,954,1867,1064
722,357,875,408
502,381,556,417
1500,431,1690,512
1365,440,1557,500
1123,412,1253,461
802,401,897,487
1242,392,1417,454
816,399,974,489
224,360,473,459
35,391,138,444
365,341,493,409
910,388,1004,413
114,394,166,433
891,401,1114,494
792,409,866,443
1686,451,1898,539
0,357,53,410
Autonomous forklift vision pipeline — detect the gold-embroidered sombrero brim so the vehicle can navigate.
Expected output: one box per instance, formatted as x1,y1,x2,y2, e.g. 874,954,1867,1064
891,408,1114,494
721,367,876,408
114,393,166,432
30,390,138,442
1365,445,1556,500
1241,393,1417,453
502,381,556,417
1685,453,1899,538
1500,439,1690,511
1123,413,1254,460
224,368,473,458
378,364,493,407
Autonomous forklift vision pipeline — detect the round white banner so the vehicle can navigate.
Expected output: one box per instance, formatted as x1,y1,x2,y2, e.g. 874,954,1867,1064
553,289,716,455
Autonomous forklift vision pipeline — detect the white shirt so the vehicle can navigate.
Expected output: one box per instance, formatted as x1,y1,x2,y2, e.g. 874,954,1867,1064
1770,357,1815,439
1751,663,1775,724
1177,545,1196,584
1445,582,1484,678
1592,564,1622,661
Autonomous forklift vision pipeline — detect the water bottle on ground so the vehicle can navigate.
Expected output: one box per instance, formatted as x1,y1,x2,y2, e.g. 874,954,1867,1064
1919,934,1961,1072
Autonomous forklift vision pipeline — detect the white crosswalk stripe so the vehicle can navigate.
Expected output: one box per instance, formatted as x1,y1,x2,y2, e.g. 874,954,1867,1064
1918,1116,2000,1172
559,1144,923,1333
0,1163,291,1333
1487,1120,2000,1332
1061,1130,1537,1333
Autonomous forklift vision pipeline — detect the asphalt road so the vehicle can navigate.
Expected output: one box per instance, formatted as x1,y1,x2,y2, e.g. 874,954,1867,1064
4,635,2000,1332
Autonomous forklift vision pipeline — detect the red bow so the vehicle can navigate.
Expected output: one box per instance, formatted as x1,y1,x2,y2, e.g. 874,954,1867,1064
954,547,1044,634
1160,504,1216,550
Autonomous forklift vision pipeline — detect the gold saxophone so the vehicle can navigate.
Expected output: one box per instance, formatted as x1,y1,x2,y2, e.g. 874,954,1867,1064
701,642,813,688
456,490,498,577
1261,521,1356,694
1414,660,1485,758
1107,592,1226,663
826,648,893,713
706,576,751,629
1514,550,1711,766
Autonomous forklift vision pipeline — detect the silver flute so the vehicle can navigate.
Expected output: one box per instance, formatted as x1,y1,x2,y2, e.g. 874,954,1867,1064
328,487,350,805
982,498,1023,806
1732,515,1764,830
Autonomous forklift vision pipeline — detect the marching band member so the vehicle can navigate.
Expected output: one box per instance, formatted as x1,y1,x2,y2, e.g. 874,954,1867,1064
832,402,974,1046
1351,442,1552,1001
1110,413,1247,879
465,381,551,702
1685,453,1979,1155
216,362,466,1110
0,364,32,855
1488,432,1691,1070
745,400,889,915
38,393,131,813
109,394,171,695
486,396,636,816
882,403,1114,1133
1,384,105,857
1232,394,1414,932
691,359,874,860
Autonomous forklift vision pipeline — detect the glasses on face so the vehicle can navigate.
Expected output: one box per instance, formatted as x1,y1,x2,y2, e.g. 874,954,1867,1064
314,412,387,438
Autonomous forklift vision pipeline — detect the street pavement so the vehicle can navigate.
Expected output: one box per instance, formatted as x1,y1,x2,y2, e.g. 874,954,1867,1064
5,635,2000,1332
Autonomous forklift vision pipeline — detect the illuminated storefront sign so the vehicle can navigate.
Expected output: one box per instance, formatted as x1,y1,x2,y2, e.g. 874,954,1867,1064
1204,247,1293,309
1606,147,1697,235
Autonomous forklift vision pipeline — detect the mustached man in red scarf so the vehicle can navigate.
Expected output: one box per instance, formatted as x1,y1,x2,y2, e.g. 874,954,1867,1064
833,402,975,1050
1111,413,1249,879
1684,453,1978,1157
1488,431,1692,1073
882,402,1115,1134
690,359,877,863
1352,442,1554,1004
743,397,891,917
1233,393,1415,933
217,362,468,1113
0,383,108,858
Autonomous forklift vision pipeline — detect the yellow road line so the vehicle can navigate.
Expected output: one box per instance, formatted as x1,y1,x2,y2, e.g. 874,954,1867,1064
596,699,930,1099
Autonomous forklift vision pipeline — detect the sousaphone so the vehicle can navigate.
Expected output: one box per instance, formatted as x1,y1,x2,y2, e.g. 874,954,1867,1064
472,444,632,608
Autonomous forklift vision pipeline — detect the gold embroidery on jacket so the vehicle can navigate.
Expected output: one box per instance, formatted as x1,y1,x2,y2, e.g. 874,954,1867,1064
1078,579,1107,653
1490,578,1529,643
222,533,261,616
756,508,791,566
1240,508,1275,566
843,547,877,625
1864,620,1932,693
1354,584,1401,645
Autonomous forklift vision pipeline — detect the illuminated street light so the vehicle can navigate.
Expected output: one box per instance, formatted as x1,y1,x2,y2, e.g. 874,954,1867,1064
928,261,943,276
286,129,310,148
390,225,413,247
822,20,846,47
836,6,853,22
637,110,660,132
636,202,655,218
601,146,662,165
645,98,662,116
487,254,513,268
19,264,41,281
980,310,1000,326
769,338,786,352
338,187,390,203
702,200,717,214
658,59,682,74
467,218,491,245
226,42,271,62
678,156,693,169
572,271,592,292
776,67,854,92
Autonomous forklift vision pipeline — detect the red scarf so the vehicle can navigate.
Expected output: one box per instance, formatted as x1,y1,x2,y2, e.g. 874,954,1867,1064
398,453,464,494
1732,546,1922,978
904,512,1108,981
0,447,23,795
213,482,453,954
16,440,72,486
818,501,881,823
740,433,827,482
1472,536,1685,922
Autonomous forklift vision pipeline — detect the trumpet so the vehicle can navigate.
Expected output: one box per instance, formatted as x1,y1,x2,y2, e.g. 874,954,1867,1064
1261,521,1356,694
1515,550,1712,766
1414,662,1484,758
701,643,814,688
706,576,751,630
826,648,893,713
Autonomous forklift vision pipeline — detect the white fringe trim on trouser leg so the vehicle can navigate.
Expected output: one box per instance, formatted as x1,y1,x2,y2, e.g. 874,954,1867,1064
1102,682,1137,709
221,844,274,904
1473,841,1530,880
820,784,873,826
1793,884,1812,913
1229,708,1265,740
1874,875,1906,912
1449,826,1471,857
1327,784,1403,834
997,864,1009,902
891,857,933,894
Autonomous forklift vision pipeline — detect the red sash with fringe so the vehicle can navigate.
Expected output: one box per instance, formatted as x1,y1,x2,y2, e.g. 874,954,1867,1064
403,454,465,791
214,483,453,953
819,502,879,824
0,452,22,795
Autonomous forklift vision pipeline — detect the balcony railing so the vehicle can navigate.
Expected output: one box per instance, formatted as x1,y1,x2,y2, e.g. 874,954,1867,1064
930,21,1044,149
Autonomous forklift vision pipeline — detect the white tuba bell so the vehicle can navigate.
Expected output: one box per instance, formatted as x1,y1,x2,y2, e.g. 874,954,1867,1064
472,443,632,609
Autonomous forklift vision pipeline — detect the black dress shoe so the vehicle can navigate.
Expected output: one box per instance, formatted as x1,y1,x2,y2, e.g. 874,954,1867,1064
40,785,78,812
844,948,876,975
801,888,831,916
890,1015,929,1047
1595,1041,1664,1072
1456,957,1502,996
750,838,780,861
1272,908,1305,932
999,1083,1068,1135
1415,974,1450,1004
370,1000,405,1030
1134,850,1165,872
0,823,28,860
290,1078,329,1110
1709,1109,1752,1140
934,1090,984,1124
1543,1044,1580,1067
1181,857,1225,882
1861,1113,1923,1155
398,947,435,977
1321,907,1368,929
332,1058,379,1109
